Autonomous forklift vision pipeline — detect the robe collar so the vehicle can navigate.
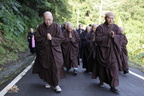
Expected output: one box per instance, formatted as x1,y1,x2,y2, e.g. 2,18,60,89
104,21,113,27
43,22,53,28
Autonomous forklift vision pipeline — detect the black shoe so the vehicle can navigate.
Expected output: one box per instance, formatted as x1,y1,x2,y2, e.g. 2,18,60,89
73,70,77,76
110,87,120,94
66,68,70,72
123,70,129,74
85,70,88,73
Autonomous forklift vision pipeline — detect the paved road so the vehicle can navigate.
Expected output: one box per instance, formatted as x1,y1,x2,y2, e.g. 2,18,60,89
5,63,144,96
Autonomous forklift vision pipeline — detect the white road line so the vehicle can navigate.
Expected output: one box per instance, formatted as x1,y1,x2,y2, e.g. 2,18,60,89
0,61,34,96
129,70,144,80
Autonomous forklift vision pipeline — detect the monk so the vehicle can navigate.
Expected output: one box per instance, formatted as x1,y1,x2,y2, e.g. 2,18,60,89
61,22,68,32
76,24,85,59
61,23,80,75
32,11,65,92
84,24,98,73
92,12,123,94
82,26,91,69
119,26,129,74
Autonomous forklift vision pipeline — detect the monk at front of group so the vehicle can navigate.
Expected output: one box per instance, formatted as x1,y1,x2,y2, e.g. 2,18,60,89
92,12,123,94
32,11,65,92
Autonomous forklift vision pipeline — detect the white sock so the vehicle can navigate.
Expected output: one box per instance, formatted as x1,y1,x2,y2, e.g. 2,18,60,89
74,68,78,70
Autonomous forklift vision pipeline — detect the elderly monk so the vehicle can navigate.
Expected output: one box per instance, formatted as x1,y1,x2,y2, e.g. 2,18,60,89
119,26,129,74
32,11,65,92
92,12,123,94
61,23,80,75
84,24,98,73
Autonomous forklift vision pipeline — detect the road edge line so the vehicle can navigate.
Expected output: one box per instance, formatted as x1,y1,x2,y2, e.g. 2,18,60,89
0,60,34,96
129,70,144,80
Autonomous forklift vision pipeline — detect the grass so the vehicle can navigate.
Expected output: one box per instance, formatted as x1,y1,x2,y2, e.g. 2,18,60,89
129,61,144,73
0,33,28,66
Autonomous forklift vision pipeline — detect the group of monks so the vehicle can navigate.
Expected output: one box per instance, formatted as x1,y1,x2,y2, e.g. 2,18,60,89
32,11,129,94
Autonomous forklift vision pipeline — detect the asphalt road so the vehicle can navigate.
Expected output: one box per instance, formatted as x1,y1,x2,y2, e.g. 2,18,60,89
5,63,144,96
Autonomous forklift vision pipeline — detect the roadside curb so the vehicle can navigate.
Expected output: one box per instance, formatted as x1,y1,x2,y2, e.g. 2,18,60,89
129,61,144,73
0,50,35,91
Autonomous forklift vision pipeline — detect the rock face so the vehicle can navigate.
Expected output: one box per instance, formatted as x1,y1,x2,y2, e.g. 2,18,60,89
0,49,35,90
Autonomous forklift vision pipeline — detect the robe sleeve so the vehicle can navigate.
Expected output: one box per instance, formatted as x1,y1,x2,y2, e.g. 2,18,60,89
123,34,128,45
71,31,80,44
51,24,64,47
113,28,124,52
95,26,109,47
62,30,71,43
85,33,91,46
34,25,48,48
63,37,70,42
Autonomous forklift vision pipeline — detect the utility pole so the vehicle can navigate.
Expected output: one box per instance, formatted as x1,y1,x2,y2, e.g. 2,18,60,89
99,0,103,24
76,9,80,27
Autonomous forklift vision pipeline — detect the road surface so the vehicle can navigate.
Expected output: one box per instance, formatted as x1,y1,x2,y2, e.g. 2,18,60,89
4,63,144,96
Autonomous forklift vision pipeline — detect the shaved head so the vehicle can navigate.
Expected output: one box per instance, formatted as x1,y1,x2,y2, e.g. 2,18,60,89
92,24,98,27
64,22,68,29
43,11,53,17
105,11,114,17
64,22,68,25
30,28,34,33
79,24,83,30
86,26,91,29
67,23,73,32
105,11,114,25
92,24,98,33
86,26,91,33
43,11,53,27
119,26,124,33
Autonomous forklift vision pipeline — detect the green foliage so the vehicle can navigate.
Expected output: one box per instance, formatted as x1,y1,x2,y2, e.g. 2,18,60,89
0,0,143,66
0,1,24,36
0,45,6,54
118,0,144,65
136,52,144,58
0,0,73,66
67,0,144,65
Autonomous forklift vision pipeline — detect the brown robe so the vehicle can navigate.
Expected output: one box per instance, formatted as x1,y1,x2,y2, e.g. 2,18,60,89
120,34,129,71
61,29,80,70
82,31,88,69
92,22,123,87
32,22,65,86
85,31,97,72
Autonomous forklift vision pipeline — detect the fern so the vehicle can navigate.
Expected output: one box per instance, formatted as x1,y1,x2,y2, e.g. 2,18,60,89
10,0,21,13
136,52,144,58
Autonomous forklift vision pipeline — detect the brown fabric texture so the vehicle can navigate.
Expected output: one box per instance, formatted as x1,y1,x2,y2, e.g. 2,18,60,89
32,22,65,86
92,22,123,87
61,29,80,69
